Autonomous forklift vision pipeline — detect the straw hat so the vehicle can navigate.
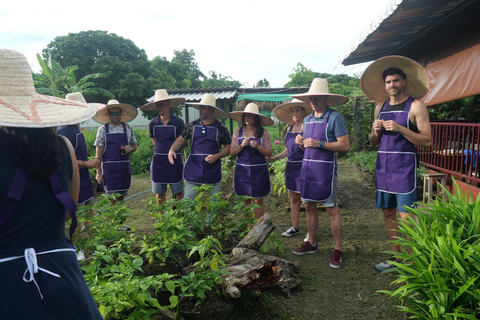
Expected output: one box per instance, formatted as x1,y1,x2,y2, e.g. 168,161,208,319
185,93,228,119
273,98,312,125
228,103,274,127
292,78,349,106
0,49,96,128
360,55,429,103
65,92,106,114
92,99,138,124
140,89,186,111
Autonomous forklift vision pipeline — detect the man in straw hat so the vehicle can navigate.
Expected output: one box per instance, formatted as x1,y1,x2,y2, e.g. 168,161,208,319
291,78,350,269
0,48,102,319
362,55,431,272
93,99,138,202
140,89,186,208
168,93,231,200
57,92,103,260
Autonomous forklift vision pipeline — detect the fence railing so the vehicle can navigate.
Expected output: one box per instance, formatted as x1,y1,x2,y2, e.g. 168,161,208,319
417,122,480,184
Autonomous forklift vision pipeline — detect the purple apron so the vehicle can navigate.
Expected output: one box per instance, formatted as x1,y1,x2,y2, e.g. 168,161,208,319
151,115,183,184
183,120,221,184
102,123,131,193
74,130,94,204
234,127,271,198
299,112,335,202
285,125,304,193
376,97,417,194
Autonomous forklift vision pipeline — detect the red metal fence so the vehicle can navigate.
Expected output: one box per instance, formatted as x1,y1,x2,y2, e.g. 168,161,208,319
417,122,480,184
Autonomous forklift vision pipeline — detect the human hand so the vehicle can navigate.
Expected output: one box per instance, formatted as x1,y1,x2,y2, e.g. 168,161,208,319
241,138,250,148
295,134,304,146
96,173,103,184
249,139,258,149
382,120,401,132
373,119,384,133
87,158,101,169
303,138,319,148
204,154,218,164
168,149,176,165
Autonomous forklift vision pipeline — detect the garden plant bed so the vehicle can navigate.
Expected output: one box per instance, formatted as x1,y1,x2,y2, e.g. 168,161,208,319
119,159,405,319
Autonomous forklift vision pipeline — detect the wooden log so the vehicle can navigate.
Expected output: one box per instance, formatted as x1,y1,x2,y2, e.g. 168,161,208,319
234,214,275,251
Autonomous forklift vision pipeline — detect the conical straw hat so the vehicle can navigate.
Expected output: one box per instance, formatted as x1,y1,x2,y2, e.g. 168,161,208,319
92,99,138,124
65,92,105,115
140,89,186,111
0,49,96,128
185,93,228,119
228,103,274,127
273,98,312,125
360,55,429,103
292,78,349,106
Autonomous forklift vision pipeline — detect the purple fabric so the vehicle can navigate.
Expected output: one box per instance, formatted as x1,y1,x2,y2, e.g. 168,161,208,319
299,112,335,202
285,125,304,193
102,123,131,193
183,120,221,184
73,131,94,204
49,172,77,247
376,97,417,194
233,127,271,198
151,115,183,183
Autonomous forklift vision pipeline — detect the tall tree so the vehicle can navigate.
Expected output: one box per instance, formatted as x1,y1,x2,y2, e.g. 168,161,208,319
43,30,151,106
169,49,205,88
255,78,270,88
201,71,242,88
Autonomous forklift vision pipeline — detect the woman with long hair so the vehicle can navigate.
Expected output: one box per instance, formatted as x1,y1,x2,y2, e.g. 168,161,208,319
0,49,103,319
229,103,273,219
268,99,311,238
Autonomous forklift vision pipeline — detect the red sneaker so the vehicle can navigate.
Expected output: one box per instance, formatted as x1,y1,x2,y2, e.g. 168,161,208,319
329,249,343,268
293,242,318,255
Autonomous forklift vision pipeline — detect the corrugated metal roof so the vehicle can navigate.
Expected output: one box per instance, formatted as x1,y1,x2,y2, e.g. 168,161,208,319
334,0,476,68
146,87,237,103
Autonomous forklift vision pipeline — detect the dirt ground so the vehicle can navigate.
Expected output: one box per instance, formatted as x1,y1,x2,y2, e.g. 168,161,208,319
119,159,406,320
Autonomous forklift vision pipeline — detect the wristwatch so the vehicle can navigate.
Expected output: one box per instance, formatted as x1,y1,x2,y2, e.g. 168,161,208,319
319,141,325,149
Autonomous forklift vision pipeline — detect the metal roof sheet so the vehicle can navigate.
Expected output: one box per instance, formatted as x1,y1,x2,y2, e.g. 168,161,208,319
334,0,476,68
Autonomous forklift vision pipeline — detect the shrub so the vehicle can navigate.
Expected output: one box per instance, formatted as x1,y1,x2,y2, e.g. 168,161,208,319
130,129,154,175
379,179,480,319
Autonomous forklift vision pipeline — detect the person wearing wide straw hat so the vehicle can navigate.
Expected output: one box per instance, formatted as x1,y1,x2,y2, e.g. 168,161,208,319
140,89,187,208
268,98,312,237
363,55,431,272
229,103,274,219
168,93,231,200
57,92,104,260
0,48,102,319
290,78,350,269
93,99,138,202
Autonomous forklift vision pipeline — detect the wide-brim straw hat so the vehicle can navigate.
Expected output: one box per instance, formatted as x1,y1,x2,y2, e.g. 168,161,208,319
92,99,138,124
360,55,429,103
140,89,186,111
228,103,274,127
273,98,312,125
292,78,349,106
65,92,106,115
0,49,96,128
185,93,228,119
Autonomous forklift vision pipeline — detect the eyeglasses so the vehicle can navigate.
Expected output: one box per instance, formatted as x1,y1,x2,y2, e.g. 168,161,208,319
109,112,122,116
201,126,206,137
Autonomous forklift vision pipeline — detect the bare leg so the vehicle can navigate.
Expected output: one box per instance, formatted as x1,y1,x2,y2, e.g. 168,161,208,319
253,198,264,219
326,205,342,251
383,208,400,255
289,191,301,229
174,190,185,201
305,202,318,245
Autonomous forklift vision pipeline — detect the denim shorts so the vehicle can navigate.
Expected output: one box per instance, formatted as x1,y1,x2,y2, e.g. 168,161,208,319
152,180,184,195
376,189,417,212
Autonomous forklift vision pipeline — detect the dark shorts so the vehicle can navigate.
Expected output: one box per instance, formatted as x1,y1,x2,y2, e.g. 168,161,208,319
376,189,417,212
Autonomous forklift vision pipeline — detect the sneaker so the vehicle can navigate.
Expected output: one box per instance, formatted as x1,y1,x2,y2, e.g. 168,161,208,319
329,249,343,268
293,242,318,255
304,232,309,242
375,256,402,272
282,227,300,237
76,250,85,261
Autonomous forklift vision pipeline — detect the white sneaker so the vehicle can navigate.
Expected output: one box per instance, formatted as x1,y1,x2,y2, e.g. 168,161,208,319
77,250,85,261
282,227,300,237
304,232,309,242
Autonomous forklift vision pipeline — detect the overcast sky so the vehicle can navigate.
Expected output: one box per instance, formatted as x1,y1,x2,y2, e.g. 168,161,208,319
0,0,390,88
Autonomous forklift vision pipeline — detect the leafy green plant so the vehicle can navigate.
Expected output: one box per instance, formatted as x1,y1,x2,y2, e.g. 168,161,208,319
270,157,287,196
177,236,230,307
129,129,154,175
379,179,480,319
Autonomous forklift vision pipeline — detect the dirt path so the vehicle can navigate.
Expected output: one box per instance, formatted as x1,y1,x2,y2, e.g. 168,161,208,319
123,159,405,320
